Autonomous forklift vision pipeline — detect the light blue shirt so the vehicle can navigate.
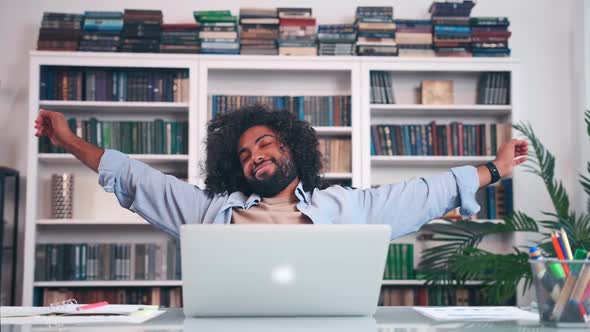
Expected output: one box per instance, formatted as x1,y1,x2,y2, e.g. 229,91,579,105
98,149,481,239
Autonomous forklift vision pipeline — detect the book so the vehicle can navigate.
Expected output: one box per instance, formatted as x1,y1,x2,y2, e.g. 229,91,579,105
421,80,453,104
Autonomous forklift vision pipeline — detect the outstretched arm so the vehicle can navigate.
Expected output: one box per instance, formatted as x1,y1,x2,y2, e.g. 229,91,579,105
357,139,528,238
34,109,104,172
34,109,219,236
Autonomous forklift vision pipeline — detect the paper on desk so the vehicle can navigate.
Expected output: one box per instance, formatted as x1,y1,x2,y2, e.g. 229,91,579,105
0,305,164,325
1,304,159,317
413,306,540,321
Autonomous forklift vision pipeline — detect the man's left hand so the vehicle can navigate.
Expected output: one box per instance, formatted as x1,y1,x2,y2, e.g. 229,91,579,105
493,139,528,177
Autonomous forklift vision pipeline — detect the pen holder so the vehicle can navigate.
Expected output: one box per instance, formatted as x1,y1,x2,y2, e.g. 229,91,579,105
529,258,590,326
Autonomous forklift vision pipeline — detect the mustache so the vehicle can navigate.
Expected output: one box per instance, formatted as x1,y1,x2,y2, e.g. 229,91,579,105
252,158,277,176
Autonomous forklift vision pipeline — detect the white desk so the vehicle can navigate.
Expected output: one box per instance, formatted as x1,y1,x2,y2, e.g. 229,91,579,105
1,307,586,332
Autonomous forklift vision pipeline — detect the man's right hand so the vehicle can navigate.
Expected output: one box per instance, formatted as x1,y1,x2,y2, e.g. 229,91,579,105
34,109,104,172
34,109,76,148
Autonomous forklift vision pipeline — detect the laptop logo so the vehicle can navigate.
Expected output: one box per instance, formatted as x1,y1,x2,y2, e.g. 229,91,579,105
271,264,295,285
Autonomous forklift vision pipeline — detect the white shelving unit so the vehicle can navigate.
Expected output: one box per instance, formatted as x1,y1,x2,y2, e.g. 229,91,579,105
24,51,522,306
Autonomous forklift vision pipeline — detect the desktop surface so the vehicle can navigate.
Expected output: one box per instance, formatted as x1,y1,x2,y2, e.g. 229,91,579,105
2,307,586,332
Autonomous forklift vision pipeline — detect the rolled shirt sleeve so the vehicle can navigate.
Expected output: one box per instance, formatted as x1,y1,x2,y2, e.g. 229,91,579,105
98,149,213,237
359,165,481,238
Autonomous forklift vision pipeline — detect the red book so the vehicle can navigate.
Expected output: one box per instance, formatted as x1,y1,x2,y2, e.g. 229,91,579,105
280,18,316,26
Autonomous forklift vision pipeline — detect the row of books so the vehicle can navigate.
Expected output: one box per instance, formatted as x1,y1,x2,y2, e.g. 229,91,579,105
34,242,181,281
40,67,189,102
38,119,189,155
36,287,182,307
209,95,352,127
37,3,511,57
477,72,510,105
383,244,415,280
370,71,395,104
379,287,486,306
318,138,352,173
369,122,512,157
476,178,514,220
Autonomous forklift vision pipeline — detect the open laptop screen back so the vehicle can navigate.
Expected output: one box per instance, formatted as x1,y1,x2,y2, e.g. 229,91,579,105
181,224,391,317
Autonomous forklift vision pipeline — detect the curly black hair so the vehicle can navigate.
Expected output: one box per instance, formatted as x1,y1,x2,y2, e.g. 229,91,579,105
203,104,323,196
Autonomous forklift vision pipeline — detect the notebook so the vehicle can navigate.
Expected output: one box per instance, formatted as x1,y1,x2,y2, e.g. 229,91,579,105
1,303,164,325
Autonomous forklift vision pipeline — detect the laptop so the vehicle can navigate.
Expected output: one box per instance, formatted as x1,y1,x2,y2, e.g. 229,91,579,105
180,224,391,317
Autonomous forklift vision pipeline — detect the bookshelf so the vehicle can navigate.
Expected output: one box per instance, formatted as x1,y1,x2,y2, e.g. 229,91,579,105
24,52,521,306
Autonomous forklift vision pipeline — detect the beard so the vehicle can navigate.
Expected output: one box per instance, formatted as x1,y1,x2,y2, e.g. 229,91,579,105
247,155,297,197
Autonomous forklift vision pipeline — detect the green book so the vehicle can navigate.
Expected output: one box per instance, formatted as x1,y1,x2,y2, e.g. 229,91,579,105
193,10,231,17
197,15,237,23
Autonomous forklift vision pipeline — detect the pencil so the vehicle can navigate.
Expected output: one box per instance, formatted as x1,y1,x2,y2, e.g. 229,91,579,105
560,228,573,260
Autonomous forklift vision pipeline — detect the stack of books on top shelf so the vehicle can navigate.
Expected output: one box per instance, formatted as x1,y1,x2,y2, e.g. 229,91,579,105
394,19,434,57
278,8,317,56
38,118,188,155
39,287,182,307
34,241,180,282
194,10,239,55
318,138,352,173
370,71,395,104
208,95,351,126
470,17,511,57
79,11,123,52
369,122,512,157
429,0,475,57
239,8,279,55
37,12,83,51
159,23,201,53
120,9,162,53
383,243,415,280
355,6,398,56
317,24,357,56
477,72,510,104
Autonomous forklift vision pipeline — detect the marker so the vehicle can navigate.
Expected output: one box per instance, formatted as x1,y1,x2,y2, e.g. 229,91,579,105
77,301,109,311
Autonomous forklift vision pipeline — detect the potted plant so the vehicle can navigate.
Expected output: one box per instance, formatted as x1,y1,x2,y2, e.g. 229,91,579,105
419,111,590,305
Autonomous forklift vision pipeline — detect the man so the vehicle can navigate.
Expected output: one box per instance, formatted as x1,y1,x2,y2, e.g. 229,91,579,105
34,105,528,238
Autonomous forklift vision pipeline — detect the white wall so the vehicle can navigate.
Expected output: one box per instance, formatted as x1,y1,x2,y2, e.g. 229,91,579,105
0,0,586,304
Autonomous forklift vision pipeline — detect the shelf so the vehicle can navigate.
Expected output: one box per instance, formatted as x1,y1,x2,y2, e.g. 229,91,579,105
322,172,353,179
37,219,149,226
370,104,511,117
382,280,484,286
38,153,189,164
371,156,494,167
314,126,352,135
34,280,182,287
39,100,189,113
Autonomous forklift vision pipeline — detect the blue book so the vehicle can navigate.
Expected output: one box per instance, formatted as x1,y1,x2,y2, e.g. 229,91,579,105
83,18,124,31
328,97,334,126
434,25,472,34
487,186,496,219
